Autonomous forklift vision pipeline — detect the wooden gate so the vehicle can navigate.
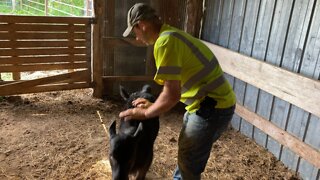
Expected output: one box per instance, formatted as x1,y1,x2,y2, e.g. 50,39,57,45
0,15,93,96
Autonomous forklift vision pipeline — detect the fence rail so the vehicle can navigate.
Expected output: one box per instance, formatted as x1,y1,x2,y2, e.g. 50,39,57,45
0,15,93,93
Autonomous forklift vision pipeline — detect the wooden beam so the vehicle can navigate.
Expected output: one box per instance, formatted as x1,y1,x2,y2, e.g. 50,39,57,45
0,40,87,48
104,0,116,96
0,83,90,96
184,0,203,37
236,104,320,168
0,70,89,96
0,56,88,64
0,15,92,24
0,24,87,32
103,76,153,81
104,37,147,47
0,63,89,72
0,48,87,56
202,41,320,118
0,32,87,40
92,0,104,98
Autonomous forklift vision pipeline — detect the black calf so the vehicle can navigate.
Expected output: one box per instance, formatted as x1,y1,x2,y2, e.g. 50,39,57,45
109,85,160,180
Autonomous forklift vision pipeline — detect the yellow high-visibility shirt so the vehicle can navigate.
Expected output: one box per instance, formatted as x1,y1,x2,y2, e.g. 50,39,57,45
154,24,236,112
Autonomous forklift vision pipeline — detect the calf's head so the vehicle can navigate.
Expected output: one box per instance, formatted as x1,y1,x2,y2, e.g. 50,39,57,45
109,120,143,180
120,84,156,108
108,84,156,180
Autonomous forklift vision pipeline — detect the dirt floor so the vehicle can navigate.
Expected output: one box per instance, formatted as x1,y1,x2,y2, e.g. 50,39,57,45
0,88,301,179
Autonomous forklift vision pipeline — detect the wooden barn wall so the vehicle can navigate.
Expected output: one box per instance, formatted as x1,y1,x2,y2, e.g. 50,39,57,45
103,0,187,94
201,0,320,179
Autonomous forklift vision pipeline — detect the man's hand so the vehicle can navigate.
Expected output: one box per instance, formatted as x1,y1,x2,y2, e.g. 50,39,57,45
132,98,153,108
119,80,181,121
119,107,147,121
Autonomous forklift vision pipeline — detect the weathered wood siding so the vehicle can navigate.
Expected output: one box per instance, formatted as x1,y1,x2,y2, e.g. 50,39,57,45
102,0,187,95
202,0,319,179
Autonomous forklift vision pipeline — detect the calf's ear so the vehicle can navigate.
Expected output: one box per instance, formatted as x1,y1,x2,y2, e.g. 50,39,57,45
119,85,129,101
109,120,117,138
133,122,143,138
141,84,151,94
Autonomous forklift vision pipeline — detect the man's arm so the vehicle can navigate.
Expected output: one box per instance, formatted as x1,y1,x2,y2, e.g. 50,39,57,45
145,80,181,118
119,80,181,120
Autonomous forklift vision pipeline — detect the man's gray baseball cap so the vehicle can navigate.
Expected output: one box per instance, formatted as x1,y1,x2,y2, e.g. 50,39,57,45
123,3,156,37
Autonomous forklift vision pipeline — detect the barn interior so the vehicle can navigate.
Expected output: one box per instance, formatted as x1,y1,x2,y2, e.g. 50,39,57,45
0,0,319,179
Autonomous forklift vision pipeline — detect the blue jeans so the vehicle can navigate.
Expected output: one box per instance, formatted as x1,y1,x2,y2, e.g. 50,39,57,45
173,105,235,180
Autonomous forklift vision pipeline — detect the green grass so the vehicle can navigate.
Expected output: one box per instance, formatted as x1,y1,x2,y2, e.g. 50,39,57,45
1,73,12,81
0,0,89,16
0,73,11,99
0,5,14,14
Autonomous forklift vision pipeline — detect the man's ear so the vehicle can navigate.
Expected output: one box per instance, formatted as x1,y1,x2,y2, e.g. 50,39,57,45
136,20,142,29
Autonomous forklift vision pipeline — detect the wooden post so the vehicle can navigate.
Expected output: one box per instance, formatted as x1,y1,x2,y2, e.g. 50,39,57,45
92,0,104,98
184,0,204,37
8,22,21,81
45,0,48,16
104,0,115,97
84,0,90,16
12,0,16,11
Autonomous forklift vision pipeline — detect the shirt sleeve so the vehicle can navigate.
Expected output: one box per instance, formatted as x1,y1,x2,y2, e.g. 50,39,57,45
153,35,182,85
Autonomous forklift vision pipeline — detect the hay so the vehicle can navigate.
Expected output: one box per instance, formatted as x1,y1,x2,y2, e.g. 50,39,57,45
0,89,301,179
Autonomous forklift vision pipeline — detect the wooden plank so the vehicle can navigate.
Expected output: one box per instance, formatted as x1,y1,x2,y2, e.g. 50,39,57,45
218,0,234,47
0,70,89,96
7,22,21,81
0,32,87,40
266,0,293,66
232,79,246,131
152,0,185,29
218,0,235,89
0,48,87,56
228,0,246,51
104,0,115,96
237,0,260,138
239,0,260,55
264,0,294,160
103,76,153,81
0,63,89,72
85,24,92,74
279,106,309,170
300,2,320,79
92,0,104,98
241,84,257,139
184,0,203,37
0,56,88,64
298,115,320,179
277,0,315,173
249,0,276,147
0,24,87,32
235,104,320,169
249,0,277,147
202,0,223,43
268,98,291,156
228,0,246,130
0,15,92,24
202,41,320,118
296,0,320,177
0,83,91,96
0,40,87,48
104,37,147,47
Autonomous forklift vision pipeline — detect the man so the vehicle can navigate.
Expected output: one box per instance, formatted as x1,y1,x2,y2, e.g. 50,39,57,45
119,3,236,180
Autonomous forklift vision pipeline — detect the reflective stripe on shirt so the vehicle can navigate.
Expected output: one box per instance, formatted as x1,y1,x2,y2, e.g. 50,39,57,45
157,66,181,75
159,31,226,100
